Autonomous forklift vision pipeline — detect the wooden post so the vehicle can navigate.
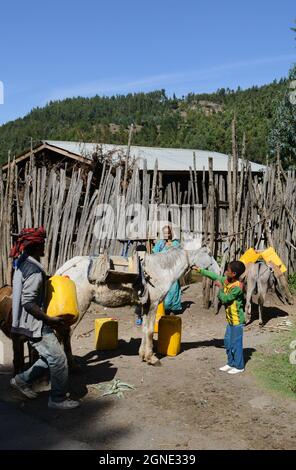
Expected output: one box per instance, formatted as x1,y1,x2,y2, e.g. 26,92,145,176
232,116,238,256
227,154,234,258
189,166,196,205
203,157,215,309
6,155,15,285
123,123,134,195
193,152,199,204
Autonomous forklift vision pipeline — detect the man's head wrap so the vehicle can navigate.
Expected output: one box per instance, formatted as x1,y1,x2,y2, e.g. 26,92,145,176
9,227,46,259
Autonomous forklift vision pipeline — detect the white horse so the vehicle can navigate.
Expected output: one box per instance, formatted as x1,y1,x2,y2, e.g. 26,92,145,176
56,246,219,365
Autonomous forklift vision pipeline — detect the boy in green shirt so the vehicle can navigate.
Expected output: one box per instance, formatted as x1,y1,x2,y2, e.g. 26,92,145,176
194,260,246,374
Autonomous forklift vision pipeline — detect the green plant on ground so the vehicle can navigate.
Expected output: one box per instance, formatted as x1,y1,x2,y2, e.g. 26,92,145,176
249,326,296,399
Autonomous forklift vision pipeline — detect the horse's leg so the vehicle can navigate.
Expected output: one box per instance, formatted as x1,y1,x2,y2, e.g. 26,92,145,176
258,301,263,326
144,307,160,366
258,281,268,326
245,282,255,324
139,311,158,364
139,315,147,361
139,299,151,362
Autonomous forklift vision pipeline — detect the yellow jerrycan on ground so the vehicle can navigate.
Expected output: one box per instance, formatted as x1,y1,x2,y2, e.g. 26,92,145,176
154,302,166,334
94,318,118,350
157,315,182,357
46,275,79,326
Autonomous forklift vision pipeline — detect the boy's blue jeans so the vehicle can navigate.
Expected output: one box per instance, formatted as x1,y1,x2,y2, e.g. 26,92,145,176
18,327,68,402
224,324,244,370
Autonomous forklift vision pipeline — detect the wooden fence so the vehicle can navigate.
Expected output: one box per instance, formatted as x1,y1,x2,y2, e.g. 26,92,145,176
1,148,295,298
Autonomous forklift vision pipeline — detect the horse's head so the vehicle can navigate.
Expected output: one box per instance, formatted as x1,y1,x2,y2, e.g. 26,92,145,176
187,246,220,274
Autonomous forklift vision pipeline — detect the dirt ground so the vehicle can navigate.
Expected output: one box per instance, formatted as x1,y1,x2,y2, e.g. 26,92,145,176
1,281,296,450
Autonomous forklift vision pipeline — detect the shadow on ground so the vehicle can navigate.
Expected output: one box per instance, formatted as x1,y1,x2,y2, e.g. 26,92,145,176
182,338,224,350
181,339,256,365
67,338,142,398
81,338,141,363
0,396,130,450
248,301,288,326
0,355,131,449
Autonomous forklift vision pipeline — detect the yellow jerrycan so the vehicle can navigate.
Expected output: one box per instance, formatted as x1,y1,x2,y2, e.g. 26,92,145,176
154,302,166,334
157,316,182,357
261,247,287,273
46,275,79,325
239,248,260,265
94,318,118,350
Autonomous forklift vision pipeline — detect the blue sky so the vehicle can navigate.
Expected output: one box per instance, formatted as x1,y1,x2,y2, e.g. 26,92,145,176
0,0,295,125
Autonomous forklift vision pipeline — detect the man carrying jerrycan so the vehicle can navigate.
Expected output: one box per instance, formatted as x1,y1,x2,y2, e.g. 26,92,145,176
9,227,80,409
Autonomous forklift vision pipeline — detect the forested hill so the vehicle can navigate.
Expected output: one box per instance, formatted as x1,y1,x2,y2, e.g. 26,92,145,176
0,80,287,165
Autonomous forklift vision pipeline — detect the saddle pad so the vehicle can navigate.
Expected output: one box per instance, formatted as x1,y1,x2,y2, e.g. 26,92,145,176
88,254,110,284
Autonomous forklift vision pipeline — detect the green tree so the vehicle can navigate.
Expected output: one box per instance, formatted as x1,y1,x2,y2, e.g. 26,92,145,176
269,65,296,167
0,82,288,165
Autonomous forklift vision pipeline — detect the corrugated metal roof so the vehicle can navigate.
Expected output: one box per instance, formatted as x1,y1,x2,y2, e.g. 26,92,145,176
44,140,265,172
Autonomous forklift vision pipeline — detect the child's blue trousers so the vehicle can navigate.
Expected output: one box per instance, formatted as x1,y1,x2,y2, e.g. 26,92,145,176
224,324,244,370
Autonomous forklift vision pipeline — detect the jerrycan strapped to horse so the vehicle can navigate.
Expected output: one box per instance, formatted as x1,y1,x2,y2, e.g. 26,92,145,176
239,247,287,273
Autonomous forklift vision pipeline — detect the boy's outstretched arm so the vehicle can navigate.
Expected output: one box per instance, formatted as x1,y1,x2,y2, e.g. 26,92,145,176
194,267,225,283
218,286,242,304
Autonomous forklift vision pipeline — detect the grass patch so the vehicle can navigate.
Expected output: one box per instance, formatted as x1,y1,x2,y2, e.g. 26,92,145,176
249,326,296,399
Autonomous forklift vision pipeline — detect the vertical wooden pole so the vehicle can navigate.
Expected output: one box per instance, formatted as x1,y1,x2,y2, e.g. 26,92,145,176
123,123,134,195
6,153,15,285
193,152,199,204
203,157,215,309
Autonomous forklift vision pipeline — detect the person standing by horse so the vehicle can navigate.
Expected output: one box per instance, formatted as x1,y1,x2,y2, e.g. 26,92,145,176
194,260,246,374
9,227,80,409
152,225,182,313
